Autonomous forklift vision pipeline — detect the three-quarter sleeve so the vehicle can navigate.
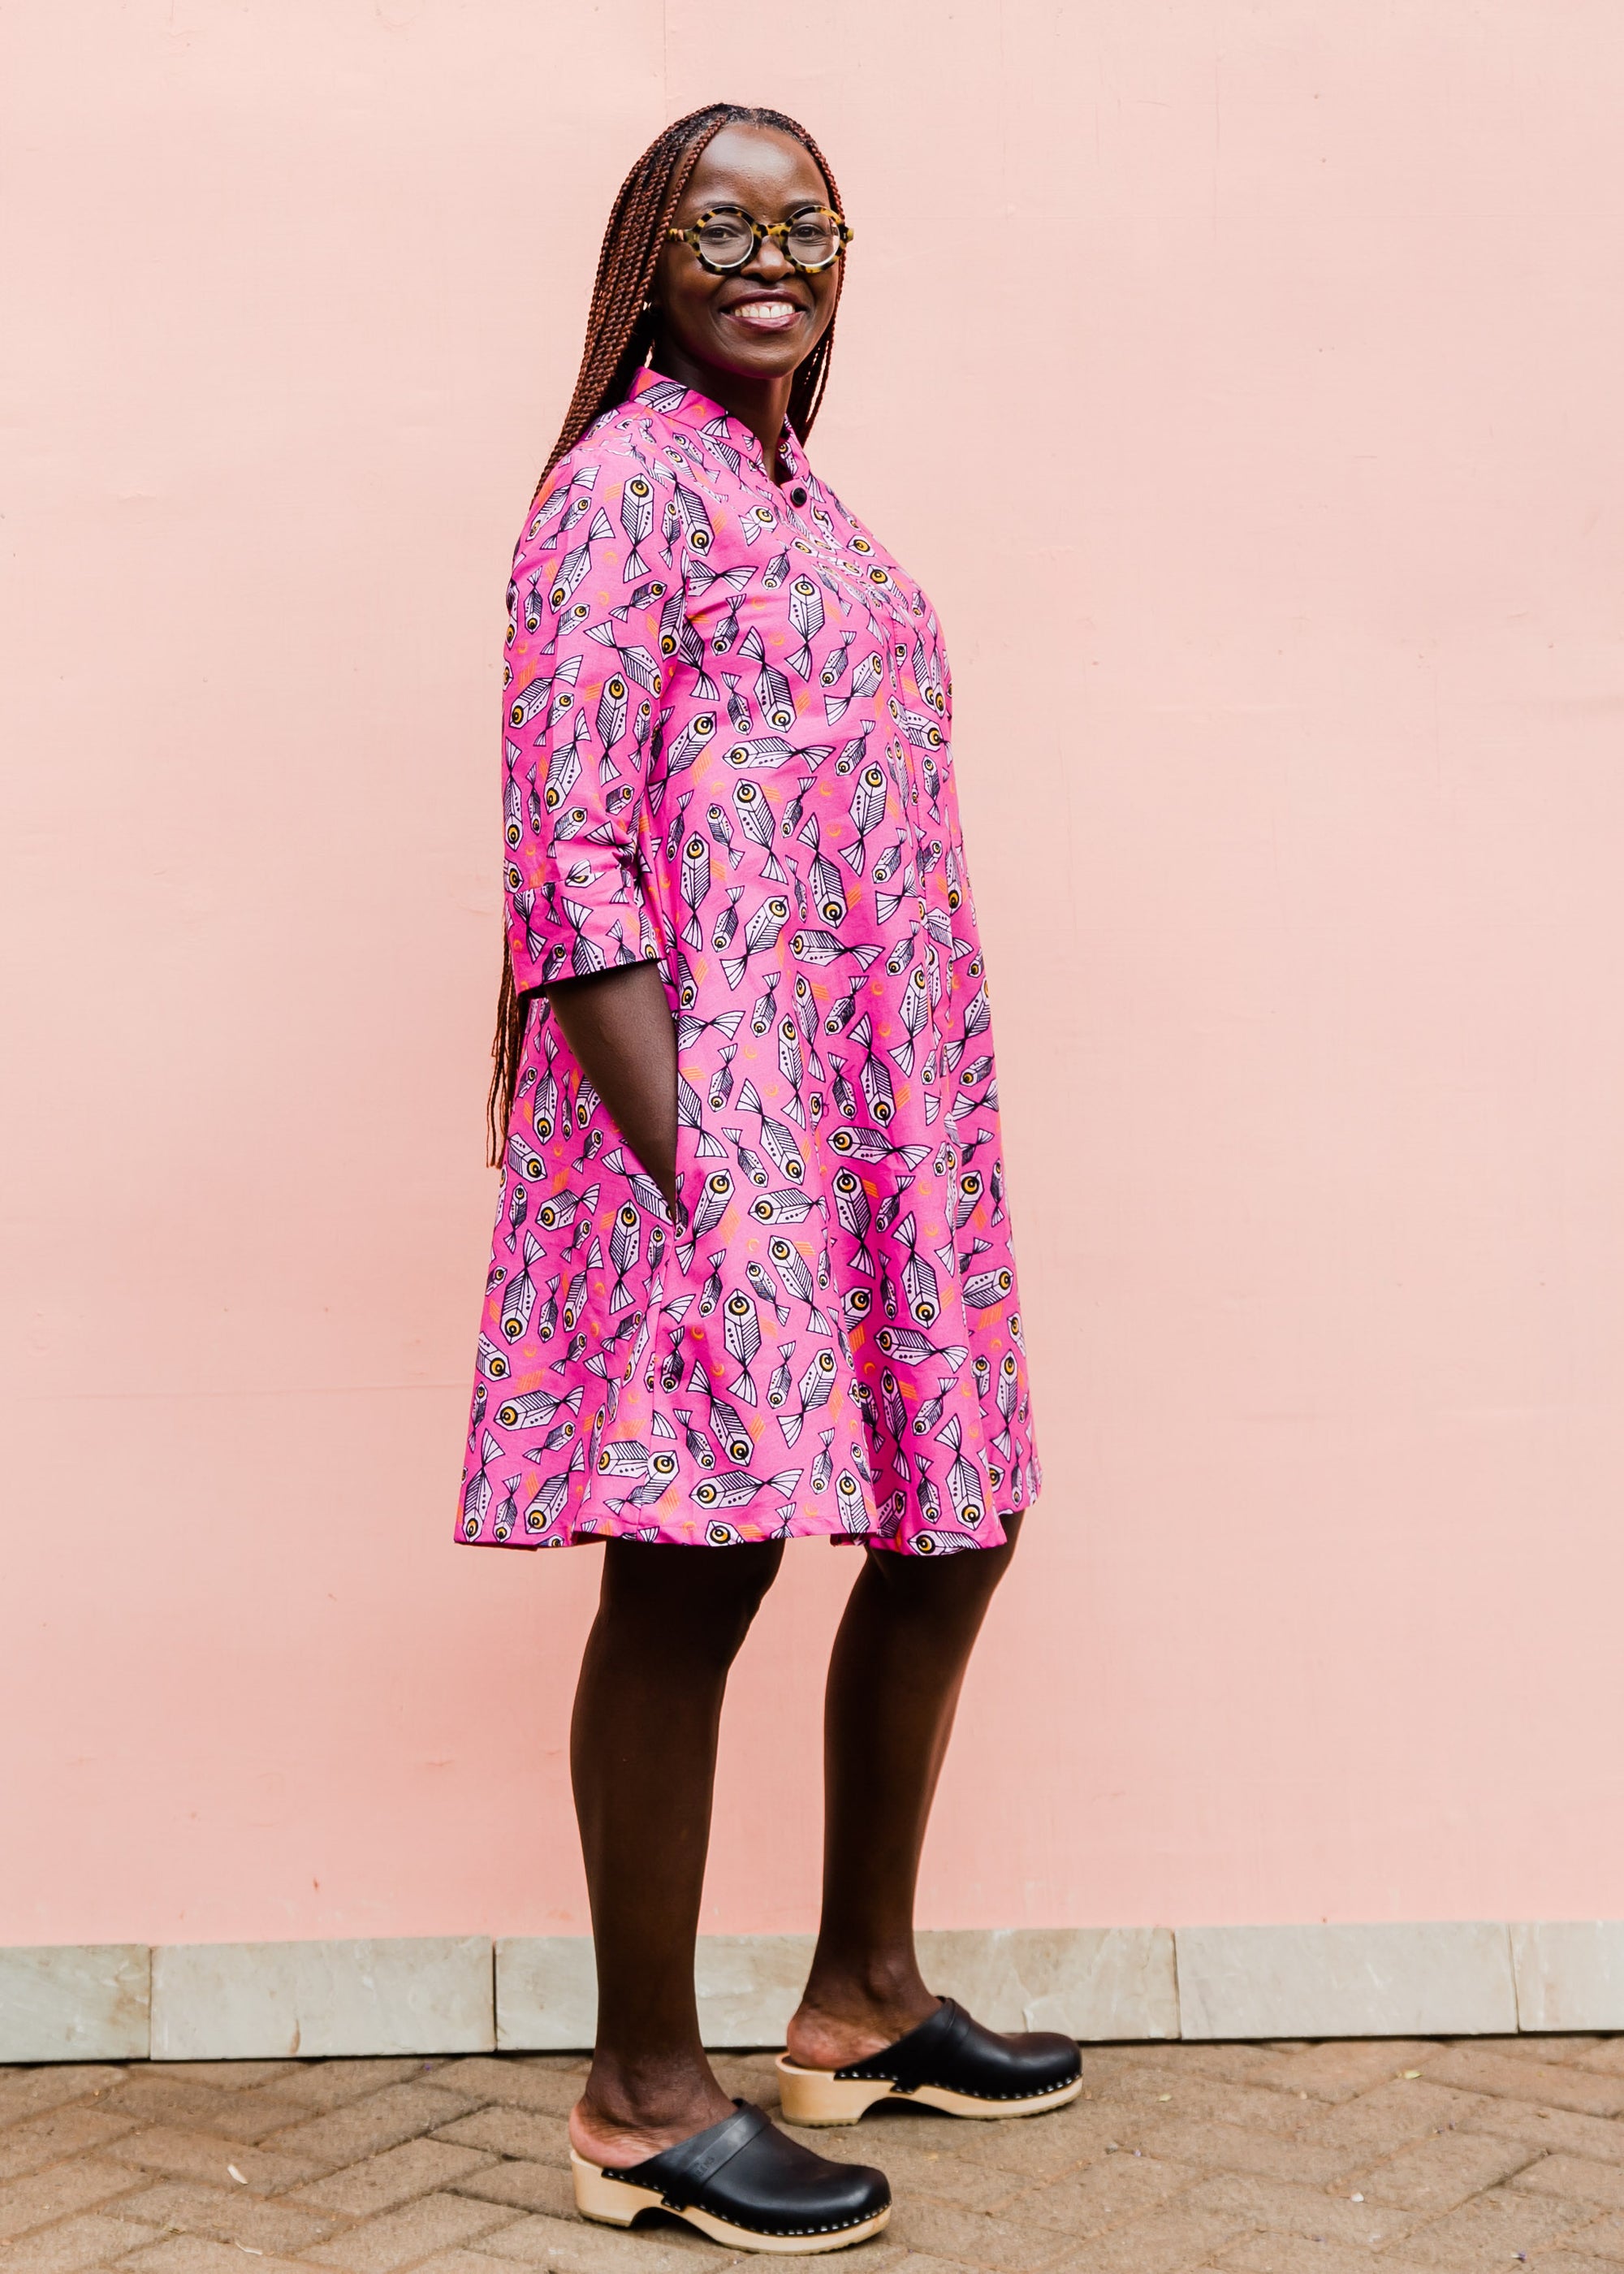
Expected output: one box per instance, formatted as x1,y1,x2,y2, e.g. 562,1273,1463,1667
501,447,672,989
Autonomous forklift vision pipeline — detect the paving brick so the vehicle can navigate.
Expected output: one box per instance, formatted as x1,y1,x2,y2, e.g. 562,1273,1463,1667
167,2091,320,2143
287,2140,496,2219
1145,2045,1277,2086
116,2237,318,2274
430,2109,569,2164
266,2083,485,2168
1093,2073,1309,2137
872,2258,997,2274
1476,2034,1601,2064
145,2066,303,2092
1181,2169,1418,2248
304,2189,523,2272
1513,2153,1624,2210
1576,2043,1624,2077
102,2125,329,2194
0,2072,128,2128
1421,2046,1624,2116
0,2158,146,2242
1351,2125,1536,2208
0,2211,159,2274
1397,2181,1600,2264
1544,2212,1624,2260
447,2161,577,2220
1142,2118,1356,2185
804,2246,907,2274
404,2255,558,2274
883,2198,1086,2272
1461,2096,1624,2165
0,2109,142,2185
97,2080,256,2131
999,2150,1192,2236
422,2066,578,2121
1296,2077,1487,2160
1245,2038,1441,2103
828,2142,1021,2216
949,2099,1159,2179
1520,2253,1624,2273
1044,2198,1252,2274
100,2177,340,2252
473,2210,739,2272
1072,2046,1161,2085
1217,2241,1437,2274
270,2063,436,2112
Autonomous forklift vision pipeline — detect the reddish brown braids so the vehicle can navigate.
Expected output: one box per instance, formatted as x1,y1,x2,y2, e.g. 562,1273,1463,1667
486,102,847,1163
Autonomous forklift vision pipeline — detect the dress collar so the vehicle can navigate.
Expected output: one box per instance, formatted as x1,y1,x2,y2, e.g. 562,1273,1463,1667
627,365,810,486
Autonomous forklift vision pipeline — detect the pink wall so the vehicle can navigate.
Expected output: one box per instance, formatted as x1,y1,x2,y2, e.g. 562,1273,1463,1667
6,1,1624,1948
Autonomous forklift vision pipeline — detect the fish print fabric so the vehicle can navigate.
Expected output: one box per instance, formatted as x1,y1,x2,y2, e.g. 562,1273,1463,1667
457,368,1038,1554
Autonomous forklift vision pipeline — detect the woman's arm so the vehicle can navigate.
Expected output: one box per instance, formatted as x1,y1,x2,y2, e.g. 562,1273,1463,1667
542,964,678,1219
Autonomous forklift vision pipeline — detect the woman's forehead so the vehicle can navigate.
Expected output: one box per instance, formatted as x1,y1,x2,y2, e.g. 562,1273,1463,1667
676,124,830,217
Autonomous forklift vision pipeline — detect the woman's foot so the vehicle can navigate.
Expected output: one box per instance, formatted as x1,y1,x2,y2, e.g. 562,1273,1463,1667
569,2064,737,2168
783,1982,942,2072
779,1998,1082,2127
572,2100,892,2251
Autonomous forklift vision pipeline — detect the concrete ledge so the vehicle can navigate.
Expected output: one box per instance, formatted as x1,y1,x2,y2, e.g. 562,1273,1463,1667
149,1937,495,2059
9,1922,1624,2059
496,1926,1177,2048
495,1935,597,2051
918,1927,1179,2041
1514,1922,1624,2031
0,1943,149,2060
1176,1922,1518,2039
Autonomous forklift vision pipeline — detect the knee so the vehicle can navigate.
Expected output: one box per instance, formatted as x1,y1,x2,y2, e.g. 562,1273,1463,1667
601,1538,783,1665
700,1546,782,1658
867,1511,1022,1615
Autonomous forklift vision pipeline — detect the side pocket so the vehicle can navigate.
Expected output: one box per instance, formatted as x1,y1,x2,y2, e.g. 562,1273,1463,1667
668,1048,735,1278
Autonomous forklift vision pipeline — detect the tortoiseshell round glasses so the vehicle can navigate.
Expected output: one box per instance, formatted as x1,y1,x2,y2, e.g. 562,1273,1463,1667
667,204,854,276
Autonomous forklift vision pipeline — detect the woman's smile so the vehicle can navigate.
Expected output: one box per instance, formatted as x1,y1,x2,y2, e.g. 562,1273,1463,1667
721,292,808,333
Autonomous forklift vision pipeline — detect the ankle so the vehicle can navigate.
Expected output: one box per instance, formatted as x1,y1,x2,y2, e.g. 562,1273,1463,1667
784,1970,940,2072
572,2056,736,2167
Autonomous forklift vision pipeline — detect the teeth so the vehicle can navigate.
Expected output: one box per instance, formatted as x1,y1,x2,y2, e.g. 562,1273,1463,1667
736,300,797,322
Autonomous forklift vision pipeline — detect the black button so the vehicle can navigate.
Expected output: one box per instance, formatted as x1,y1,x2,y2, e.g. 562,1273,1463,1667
789,484,807,507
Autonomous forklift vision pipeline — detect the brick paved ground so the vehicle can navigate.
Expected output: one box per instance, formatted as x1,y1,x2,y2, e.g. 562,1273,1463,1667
9,2038,1624,2273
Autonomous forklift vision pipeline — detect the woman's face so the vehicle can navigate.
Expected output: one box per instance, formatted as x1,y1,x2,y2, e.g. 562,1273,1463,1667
652,124,841,389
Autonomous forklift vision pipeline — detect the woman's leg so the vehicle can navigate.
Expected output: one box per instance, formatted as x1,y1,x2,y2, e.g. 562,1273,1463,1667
569,1537,784,2164
785,1514,1024,2068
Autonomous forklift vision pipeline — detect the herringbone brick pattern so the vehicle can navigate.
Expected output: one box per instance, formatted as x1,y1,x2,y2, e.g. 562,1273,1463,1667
7,2037,1624,2272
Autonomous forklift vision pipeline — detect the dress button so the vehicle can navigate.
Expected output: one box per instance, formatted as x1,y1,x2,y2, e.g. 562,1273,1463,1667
789,485,808,507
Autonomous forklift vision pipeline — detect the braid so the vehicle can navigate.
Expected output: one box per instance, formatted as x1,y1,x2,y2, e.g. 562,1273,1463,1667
486,103,845,1162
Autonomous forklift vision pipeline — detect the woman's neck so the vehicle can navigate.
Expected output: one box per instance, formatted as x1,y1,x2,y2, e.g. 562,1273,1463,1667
651,339,791,477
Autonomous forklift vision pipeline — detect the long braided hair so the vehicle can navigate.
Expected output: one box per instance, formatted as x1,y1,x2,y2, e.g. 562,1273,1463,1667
486,102,846,1162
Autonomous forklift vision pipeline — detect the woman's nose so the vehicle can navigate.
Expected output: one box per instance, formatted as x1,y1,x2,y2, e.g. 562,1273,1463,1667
748,232,793,281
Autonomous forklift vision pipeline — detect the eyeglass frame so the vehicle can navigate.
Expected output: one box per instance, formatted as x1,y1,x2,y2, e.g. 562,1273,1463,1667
666,203,854,276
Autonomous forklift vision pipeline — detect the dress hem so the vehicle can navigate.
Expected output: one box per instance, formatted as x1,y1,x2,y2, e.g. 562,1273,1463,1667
453,1489,1038,1557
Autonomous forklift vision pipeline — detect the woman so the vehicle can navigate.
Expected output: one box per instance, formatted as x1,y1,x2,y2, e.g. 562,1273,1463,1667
460,102,1076,2253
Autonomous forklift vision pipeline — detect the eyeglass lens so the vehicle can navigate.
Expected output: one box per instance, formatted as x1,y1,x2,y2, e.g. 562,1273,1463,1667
693,210,841,270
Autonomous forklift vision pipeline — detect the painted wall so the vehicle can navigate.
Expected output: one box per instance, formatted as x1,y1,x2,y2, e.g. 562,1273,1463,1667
6,0,1623,1951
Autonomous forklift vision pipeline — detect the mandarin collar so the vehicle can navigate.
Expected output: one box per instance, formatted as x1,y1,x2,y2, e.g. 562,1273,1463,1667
628,365,810,489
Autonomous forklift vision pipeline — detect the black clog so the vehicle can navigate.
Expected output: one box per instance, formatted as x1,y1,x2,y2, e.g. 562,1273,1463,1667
571,2099,890,2253
776,1995,1082,2124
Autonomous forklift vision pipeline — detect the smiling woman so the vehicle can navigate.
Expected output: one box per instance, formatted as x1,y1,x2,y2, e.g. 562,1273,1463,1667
461,101,1069,2252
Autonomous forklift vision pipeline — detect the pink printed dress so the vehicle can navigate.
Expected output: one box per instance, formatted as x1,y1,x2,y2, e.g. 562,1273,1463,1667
457,369,1038,1554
